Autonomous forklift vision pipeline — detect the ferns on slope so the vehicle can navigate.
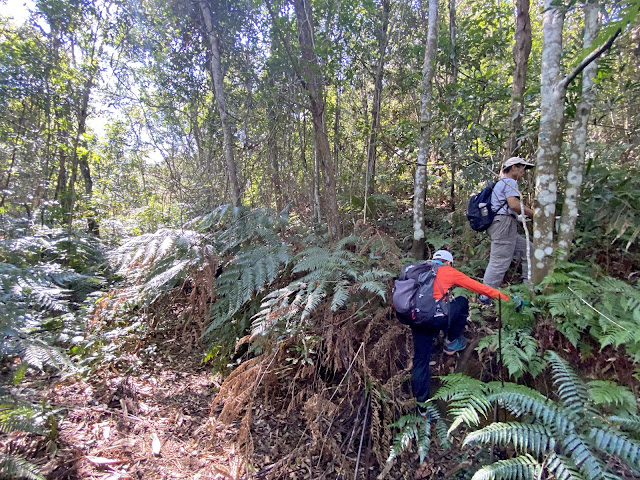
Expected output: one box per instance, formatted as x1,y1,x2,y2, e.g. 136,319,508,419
539,263,640,359
249,238,390,339
387,403,449,463
477,327,546,381
453,350,640,480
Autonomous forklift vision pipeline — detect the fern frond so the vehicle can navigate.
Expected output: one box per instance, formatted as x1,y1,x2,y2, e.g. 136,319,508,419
301,284,326,321
588,380,638,414
206,244,291,337
357,280,388,301
447,393,493,434
387,414,432,463
589,426,640,472
463,422,555,456
330,279,350,312
470,454,541,480
488,387,574,435
545,351,597,417
478,328,545,380
0,453,44,480
432,374,493,433
562,434,606,480
21,341,74,371
544,452,584,480
0,404,51,435
609,415,640,436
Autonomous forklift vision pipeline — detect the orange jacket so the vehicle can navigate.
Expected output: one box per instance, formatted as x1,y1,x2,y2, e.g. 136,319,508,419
432,265,509,301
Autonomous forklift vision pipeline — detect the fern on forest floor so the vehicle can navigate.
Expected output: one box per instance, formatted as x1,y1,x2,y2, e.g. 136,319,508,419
249,236,391,342
537,262,640,361
0,226,107,479
439,351,640,480
477,326,545,381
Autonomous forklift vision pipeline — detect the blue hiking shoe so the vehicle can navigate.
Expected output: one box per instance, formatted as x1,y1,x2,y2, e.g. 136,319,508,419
417,404,432,421
444,336,468,355
479,294,492,305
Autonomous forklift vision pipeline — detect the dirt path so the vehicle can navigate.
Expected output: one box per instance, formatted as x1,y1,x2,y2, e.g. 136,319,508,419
44,341,242,480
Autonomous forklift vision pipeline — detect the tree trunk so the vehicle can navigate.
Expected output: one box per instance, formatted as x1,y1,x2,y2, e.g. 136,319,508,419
503,0,532,160
556,0,599,257
293,0,341,241
411,0,438,260
365,0,391,202
448,0,457,213
68,38,101,235
0,102,27,208
198,0,242,207
532,0,619,283
532,0,566,284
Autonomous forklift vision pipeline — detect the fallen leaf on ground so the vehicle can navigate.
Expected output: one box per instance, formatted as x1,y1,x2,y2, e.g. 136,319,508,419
85,456,125,466
151,432,161,456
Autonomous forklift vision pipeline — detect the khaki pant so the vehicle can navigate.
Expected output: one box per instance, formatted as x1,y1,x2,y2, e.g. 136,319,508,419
483,215,532,288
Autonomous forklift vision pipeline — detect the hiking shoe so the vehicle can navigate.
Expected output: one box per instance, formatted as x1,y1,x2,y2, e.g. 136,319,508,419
417,405,432,421
444,337,468,355
479,294,492,305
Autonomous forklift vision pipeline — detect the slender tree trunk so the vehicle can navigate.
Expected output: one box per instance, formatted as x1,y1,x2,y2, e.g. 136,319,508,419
293,0,341,241
198,0,242,207
67,38,101,235
268,117,284,212
532,0,566,284
556,0,599,257
448,0,457,213
503,0,532,160
0,102,27,208
411,0,438,260
334,84,341,174
365,0,391,202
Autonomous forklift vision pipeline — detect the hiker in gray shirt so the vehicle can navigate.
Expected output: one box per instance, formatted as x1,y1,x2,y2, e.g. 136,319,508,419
481,157,535,301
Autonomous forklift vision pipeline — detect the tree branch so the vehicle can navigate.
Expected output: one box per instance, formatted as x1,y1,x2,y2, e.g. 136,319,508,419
264,0,305,88
560,27,621,90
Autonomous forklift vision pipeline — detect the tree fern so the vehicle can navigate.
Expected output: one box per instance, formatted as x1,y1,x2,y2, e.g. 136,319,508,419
249,243,390,339
110,228,204,294
206,243,291,336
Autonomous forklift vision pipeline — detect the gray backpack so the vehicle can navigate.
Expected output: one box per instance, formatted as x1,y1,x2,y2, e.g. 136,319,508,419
392,261,449,326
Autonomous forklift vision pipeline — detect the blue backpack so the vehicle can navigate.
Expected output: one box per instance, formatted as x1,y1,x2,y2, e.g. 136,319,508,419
392,261,449,326
467,182,498,232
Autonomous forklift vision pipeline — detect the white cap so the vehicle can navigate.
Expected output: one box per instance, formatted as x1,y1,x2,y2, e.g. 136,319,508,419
432,250,454,264
503,156,535,170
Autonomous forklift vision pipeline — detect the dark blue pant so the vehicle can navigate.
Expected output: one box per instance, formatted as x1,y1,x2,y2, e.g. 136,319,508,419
410,296,469,403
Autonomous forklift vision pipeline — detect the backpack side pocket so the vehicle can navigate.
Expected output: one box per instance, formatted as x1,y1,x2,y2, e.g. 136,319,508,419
392,279,416,314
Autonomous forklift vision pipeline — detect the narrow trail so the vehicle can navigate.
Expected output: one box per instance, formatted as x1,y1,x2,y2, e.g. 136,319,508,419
45,341,241,480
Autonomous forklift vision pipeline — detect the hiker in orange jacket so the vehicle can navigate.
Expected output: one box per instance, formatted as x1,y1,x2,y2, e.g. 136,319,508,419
412,250,508,415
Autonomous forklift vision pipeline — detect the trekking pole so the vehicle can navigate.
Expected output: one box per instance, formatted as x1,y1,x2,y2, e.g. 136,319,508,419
498,296,504,388
498,296,506,424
